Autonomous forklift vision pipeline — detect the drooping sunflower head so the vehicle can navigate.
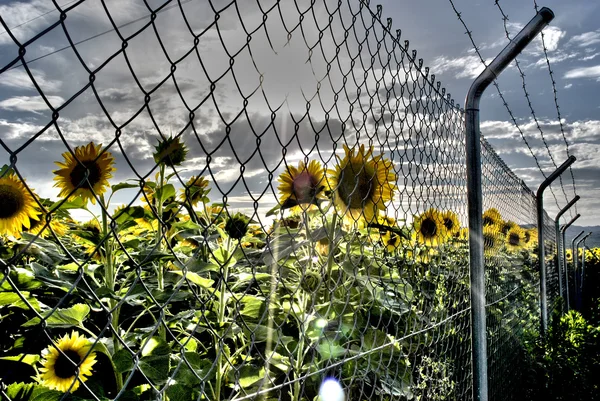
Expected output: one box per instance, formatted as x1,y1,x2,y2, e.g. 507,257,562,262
224,212,250,240
505,225,525,252
412,208,448,247
328,144,397,224
500,220,517,235
0,173,40,237
277,160,327,212
482,208,502,228
38,331,97,393
53,142,116,205
153,136,188,167
74,220,103,261
180,175,210,207
441,210,460,236
483,225,502,257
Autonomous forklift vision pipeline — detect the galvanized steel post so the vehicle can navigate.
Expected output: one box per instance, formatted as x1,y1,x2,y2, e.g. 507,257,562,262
464,7,554,401
561,214,580,311
554,196,580,304
575,232,592,310
536,155,576,336
571,230,585,310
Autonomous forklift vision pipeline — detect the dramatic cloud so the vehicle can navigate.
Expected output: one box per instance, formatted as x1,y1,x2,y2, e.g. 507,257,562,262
569,30,600,47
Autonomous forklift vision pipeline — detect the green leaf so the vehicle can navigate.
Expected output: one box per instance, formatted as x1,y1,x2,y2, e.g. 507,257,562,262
112,182,141,193
5,382,36,401
22,303,90,328
0,354,40,365
317,341,346,359
113,349,135,373
114,206,146,226
141,337,171,357
232,366,265,389
0,292,40,311
51,197,86,210
166,383,194,401
169,270,214,289
173,353,214,386
1,267,41,291
157,184,176,204
239,295,265,319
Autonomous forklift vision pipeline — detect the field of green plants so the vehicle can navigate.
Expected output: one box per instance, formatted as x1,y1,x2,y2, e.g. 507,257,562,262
1,139,541,400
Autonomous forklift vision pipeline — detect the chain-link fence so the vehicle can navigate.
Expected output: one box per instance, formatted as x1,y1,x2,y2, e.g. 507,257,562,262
0,1,560,400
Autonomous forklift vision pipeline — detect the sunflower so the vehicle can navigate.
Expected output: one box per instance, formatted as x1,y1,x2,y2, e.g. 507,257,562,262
523,228,538,249
225,213,250,240
73,220,103,261
455,227,469,241
381,230,402,252
441,210,460,236
0,173,40,237
500,220,517,235
483,225,502,257
24,211,68,238
505,225,525,252
38,331,97,393
328,144,396,224
412,208,448,247
53,142,115,205
565,249,573,263
278,160,327,212
180,175,210,207
153,136,188,167
482,208,502,228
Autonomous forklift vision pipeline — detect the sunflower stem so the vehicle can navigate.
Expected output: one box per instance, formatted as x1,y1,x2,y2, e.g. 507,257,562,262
156,164,166,341
291,291,307,401
214,237,231,401
100,194,123,391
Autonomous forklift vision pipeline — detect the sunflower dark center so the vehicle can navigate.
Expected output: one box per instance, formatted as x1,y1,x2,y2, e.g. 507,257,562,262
338,164,374,209
508,233,521,246
0,184,24,219
225,218,248,240
70,161,101,191
54,350,82,379
420,218,437,238
444,218,454,231
524,232,531,242
292,171,318,203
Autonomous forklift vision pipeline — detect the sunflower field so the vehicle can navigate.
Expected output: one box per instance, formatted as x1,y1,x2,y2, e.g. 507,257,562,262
0,137,544,401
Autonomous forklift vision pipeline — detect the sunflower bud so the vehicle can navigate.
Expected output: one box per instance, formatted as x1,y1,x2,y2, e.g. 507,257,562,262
153,136,188,167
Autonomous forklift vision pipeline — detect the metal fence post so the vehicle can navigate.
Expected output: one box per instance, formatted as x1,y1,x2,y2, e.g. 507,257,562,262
464,7,554,401
575,232,592,310
571,230,585,310
554,196,580,305
561,214,581,311
536,155,576,335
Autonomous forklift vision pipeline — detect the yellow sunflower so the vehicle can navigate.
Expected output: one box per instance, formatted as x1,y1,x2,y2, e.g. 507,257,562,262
278,160,327,212
455,227,469,241
180,175,210,207
505,226,525,252
565,249,573,263
500,220,517,235
381,230,402,252
328,144,396,224
483,225,502,257
0,173,40,237
38,331,97,393
523,228,538,249
482,208,502,228
441,210,460,236
412,208,448,247
25,211,68,238
53,142,116,204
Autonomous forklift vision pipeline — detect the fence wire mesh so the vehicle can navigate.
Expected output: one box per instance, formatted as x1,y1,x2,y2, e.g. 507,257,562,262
0,1,559,400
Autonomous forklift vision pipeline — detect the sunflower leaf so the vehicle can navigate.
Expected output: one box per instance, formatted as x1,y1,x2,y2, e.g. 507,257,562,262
22,303,90,328
51,197,87,210
169,270,214,289
111,182,141,193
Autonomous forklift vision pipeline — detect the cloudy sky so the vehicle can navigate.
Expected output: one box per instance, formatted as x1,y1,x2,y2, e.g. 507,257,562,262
0,0,598,227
